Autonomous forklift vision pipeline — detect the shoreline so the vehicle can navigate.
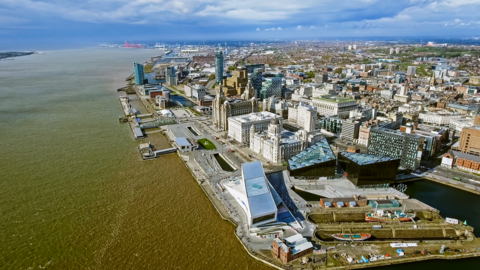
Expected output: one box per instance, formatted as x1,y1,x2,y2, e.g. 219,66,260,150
117,63,480,269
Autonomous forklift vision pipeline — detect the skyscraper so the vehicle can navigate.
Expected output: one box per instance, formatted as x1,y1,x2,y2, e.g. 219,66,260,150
215,50,224,85
250,71,263,98
133,63,145,85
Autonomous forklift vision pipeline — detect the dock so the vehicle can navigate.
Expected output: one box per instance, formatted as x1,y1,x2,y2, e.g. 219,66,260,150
154,148,177,156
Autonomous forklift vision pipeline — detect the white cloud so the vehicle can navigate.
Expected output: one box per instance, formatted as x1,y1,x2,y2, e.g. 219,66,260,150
310,25,316,29
256,27,260,31
297,25,303,30
277,27,282,30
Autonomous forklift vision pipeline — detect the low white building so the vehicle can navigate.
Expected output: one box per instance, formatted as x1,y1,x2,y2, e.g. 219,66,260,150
227,111,283,144
419,113,462,126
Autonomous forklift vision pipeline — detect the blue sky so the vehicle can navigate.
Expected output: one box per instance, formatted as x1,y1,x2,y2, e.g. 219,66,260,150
1,0,480,49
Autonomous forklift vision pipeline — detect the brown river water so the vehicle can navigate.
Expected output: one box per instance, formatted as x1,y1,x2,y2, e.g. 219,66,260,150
0,48,272,270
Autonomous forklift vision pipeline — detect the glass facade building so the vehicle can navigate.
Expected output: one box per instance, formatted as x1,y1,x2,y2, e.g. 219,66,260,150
338,152,400,186
133,63,145,85
368,127,424,170
215,50,224,85
287,139,336,177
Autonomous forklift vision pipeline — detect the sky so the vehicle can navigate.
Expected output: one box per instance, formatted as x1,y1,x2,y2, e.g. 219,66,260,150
1,0,480,49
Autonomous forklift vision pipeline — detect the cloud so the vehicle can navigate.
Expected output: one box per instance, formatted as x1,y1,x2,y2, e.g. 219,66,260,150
310,26,316,29
277,27,282,30
297,25,303,30
256,27,260,31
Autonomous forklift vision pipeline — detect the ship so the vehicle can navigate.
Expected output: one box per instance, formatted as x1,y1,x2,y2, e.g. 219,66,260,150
332,233,371,241
365,210,415,223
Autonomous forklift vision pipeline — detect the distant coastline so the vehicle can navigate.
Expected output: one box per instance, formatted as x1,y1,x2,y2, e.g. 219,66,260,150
0,51,36,60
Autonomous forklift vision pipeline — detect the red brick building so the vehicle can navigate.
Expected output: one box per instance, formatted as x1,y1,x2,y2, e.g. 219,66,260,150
272,235,313,263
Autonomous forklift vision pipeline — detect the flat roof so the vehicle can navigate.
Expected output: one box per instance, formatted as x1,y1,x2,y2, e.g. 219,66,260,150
312,96,356,104
341,151,399,165
175,137,190,147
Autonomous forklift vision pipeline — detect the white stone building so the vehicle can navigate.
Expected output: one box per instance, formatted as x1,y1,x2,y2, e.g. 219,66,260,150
249,118,323,164
287,102,318,132
227,111,282,145
419,113,462,126
309,96,358,118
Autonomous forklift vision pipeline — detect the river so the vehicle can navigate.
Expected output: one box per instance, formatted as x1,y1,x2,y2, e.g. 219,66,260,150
0,48,272,269
2,48,479,270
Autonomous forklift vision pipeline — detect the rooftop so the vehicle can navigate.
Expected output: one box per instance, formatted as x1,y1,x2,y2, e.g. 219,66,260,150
312,96,356,104
230,111,282,123
288,138,335,170
341,152,399,166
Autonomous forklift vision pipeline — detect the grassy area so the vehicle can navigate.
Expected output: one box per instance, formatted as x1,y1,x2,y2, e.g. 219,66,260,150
198,138,216,150
413,47,480,58
144,64,154,73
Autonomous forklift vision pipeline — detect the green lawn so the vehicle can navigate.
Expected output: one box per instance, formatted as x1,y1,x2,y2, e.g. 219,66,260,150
144,64,154,73
198,138,216,150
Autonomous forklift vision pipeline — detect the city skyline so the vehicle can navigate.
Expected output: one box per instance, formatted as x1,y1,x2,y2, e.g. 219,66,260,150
2,0,480,49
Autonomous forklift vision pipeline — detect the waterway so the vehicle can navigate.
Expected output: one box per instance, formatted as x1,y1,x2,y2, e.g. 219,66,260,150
0,48,272,269
2,48,480,270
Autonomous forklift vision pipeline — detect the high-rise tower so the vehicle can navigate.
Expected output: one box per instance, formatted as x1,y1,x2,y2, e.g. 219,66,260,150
215,50,224,85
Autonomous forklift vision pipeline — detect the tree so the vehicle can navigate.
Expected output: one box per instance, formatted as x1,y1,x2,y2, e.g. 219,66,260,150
334,68,343,74
305,71,315,78
228,65,237,71
208,74,215,81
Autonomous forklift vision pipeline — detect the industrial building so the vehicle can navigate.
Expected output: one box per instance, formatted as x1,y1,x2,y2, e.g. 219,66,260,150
338,152,400,186
287,138,336,177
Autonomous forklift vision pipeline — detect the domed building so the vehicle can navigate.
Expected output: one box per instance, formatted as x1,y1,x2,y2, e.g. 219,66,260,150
250,117,323,164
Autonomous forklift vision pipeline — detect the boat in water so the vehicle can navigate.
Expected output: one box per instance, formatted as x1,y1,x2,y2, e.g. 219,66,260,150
365,210,415,223
332,233,371,241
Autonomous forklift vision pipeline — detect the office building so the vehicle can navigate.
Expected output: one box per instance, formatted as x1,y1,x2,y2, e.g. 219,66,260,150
407,66,417,76
250,71,263,98
222,68,248,96
287,102,318,132
389,48,394,54
272,235,313,263
310,96,358,118
246,64,265,73
184,84,206,101
166,66,177,85
215,50,224,84
250,118,323,163
368,127,424,170
228,111,283,144
320,116,343,135
341,119,360,143
260,77,283,100
287,138,336,177
133,63,145,85
338,152,400,186
212,86,259,131
458,126,480,155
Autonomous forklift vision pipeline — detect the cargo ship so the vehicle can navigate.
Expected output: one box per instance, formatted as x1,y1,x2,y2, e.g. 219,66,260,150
332,233,371,241
365,210,415,223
